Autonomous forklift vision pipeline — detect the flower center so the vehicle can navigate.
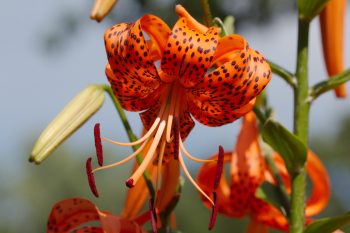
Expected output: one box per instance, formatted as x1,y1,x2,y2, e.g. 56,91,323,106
92,80,216,206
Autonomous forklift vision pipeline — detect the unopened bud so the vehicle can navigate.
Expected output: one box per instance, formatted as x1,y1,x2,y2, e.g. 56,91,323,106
90,0,117,22
29,84,105,164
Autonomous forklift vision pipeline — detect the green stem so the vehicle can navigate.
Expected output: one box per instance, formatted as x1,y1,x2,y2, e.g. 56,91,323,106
310,68,350,101
269,61,297,88
200,0,213,26
102,84,155,197
290,19,310,233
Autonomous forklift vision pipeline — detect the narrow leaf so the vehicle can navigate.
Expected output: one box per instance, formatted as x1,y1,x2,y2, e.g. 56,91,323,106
304,212,350,233
262,120,307,174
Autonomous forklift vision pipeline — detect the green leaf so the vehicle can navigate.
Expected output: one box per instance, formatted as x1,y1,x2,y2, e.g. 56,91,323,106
255,182,288,217
297,0,330,21
304,212,350,233
262,120,307,175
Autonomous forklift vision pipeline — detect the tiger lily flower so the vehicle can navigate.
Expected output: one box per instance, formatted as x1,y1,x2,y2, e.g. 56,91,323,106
90,4,271,208
46,197,149,233
320,0,347,98
197,112,331,232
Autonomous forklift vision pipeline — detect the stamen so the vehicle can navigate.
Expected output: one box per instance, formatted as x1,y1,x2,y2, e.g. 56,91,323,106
92,139,149,173
102,117,160,147
180,139,216,163
86,157,99,197
155,135,166,204
173,116,180,160
149,198,158,233
178,151,214,206
214,145,224,190
94,123,103,166
127,121,166,187
208,192,218,230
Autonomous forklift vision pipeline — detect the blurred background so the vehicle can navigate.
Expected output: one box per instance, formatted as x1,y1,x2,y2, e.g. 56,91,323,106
1,0,350,232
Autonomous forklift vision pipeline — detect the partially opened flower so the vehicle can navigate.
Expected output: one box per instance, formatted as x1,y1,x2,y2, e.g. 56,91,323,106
197,112,331,232
320,0,347,98
89,4,271,209
46,197,149,233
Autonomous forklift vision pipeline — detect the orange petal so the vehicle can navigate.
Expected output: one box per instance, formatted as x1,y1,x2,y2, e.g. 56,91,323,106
320,0,347,98
188,45,271,126
157,157,180,212
160,16,220,87
47,198,124,233
105,64,162,111
212,34,248,66
229,112,266,216
104,19,162,111
140,15,171,57
245,219,269,233
175,5,208,33
47,198,100,232
305,150,331,216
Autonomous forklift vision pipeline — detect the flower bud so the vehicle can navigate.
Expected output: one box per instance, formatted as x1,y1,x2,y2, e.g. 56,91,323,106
90,0,117,22
29,84,105,164
297,0,330,21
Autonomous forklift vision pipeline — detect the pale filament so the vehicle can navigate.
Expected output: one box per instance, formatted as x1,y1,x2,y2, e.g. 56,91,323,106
178,150,214,206
166,86,180,143
92,139,150,173
128,120,166,185
179,139,216,163
101,99,168,147
154,134,167,205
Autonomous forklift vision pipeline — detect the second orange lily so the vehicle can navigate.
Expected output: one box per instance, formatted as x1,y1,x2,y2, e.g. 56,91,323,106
197,112,331,232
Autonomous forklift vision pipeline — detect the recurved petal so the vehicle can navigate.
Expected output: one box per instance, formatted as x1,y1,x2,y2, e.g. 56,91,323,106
188,47,271,126
104,19,162,111
106,65,162,111
160,16,220,87
305,150,330,216
212,34,248,66
47,198,100,232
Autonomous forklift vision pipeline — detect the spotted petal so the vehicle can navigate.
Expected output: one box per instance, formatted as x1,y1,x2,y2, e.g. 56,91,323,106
104,15,171,111
188,37,271,126
160,12,220,87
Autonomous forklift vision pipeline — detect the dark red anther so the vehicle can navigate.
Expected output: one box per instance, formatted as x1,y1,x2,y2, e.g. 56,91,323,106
94,123,103,166
173,116,180,160
214,145,224,190
208,192,218,230
86,157,99,197
125,178,134,188
149,198,158,233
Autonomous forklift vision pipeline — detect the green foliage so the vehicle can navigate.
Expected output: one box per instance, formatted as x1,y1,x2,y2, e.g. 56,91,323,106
304,212,350,233
262,120,307,175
